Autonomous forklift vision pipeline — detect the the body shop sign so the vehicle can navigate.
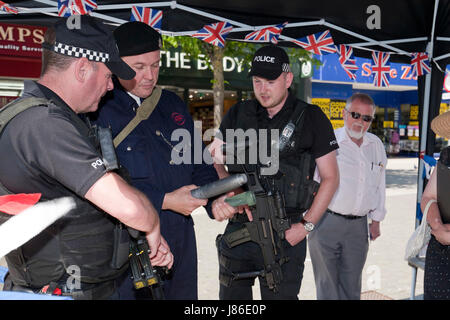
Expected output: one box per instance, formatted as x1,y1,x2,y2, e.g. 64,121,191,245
0,23,45,58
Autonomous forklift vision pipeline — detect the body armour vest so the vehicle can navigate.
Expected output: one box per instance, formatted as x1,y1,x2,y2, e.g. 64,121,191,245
226,99,319,217
0,98,127,288
437,147,450,224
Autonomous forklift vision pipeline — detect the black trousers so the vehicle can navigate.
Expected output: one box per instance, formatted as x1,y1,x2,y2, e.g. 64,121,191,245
218,234,307,300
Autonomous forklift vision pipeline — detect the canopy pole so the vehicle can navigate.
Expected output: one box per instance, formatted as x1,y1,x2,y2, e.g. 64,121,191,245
349,37,427,47
434,52,450,62
416,0,439,226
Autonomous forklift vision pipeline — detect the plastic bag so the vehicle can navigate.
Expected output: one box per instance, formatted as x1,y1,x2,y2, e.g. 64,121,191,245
404,199,436,260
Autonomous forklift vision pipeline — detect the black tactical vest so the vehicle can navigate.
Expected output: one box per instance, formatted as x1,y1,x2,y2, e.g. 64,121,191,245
0,97,127,288
225,99,318,217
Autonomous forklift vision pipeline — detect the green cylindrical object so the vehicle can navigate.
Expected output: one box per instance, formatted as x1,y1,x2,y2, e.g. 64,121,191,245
225,191,256,207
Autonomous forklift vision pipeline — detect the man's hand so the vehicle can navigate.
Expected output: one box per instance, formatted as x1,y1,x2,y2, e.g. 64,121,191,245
369,220,381,241
163,185,207,216
285,223,308,246
147,232,174,269
212,192,239,221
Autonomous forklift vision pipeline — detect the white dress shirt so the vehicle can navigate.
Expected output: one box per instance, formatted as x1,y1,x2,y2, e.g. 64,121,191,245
326,127,387,222
127,91,141,110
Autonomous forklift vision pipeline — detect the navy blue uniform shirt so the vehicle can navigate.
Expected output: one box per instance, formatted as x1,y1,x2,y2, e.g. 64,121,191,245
90,83,219,222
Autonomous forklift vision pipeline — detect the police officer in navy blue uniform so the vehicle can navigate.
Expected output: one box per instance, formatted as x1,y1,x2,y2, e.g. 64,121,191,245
91,22,225,300
0,16,173,299
209,45,340,299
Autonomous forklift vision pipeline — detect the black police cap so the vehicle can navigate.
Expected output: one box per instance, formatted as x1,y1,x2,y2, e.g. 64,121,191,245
248,45,291,80
42,15,135,80
114,21,162,57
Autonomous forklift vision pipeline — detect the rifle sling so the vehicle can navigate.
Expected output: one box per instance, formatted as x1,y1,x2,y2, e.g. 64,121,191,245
113,87,162,148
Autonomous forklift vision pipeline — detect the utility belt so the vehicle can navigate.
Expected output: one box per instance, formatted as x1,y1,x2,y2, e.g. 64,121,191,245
326,209,366,220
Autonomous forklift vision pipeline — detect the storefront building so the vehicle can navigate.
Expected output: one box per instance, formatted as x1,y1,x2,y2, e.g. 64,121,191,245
311,54,450,155
1,22,448,156
0,23,45,106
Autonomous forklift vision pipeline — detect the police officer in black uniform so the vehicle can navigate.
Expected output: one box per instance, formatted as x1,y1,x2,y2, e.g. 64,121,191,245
210,45,340,299
0,16,173,299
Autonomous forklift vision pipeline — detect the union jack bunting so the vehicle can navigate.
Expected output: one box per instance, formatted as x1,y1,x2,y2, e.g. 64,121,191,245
336,45,358,80
292,30,336,55
0,1,18,14
411,52,431,77
58,0,97,17
130,6,163,30
244,22,288,44
371,51,391,87
192,21,233,48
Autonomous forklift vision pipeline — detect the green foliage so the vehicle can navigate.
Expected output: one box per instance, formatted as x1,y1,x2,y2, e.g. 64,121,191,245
161,34,321,126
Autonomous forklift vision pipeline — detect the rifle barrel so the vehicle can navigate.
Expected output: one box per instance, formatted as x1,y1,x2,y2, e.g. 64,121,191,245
191,174,248,199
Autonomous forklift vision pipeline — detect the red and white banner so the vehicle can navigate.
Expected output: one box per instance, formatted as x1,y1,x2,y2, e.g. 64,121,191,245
0,23,46,58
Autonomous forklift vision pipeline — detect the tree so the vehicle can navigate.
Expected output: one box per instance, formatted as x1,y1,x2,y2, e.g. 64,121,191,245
163,36,318,129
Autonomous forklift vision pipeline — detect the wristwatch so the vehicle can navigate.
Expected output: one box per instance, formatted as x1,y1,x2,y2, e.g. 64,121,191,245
300,218,315,232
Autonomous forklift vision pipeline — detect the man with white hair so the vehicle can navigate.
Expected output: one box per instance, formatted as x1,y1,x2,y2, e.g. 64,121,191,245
308,92,387,300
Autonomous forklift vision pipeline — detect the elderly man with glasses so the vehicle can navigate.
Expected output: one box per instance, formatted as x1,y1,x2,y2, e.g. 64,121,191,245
308,92,387,300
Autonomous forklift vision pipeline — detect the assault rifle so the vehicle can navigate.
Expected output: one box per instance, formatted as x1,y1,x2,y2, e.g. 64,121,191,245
191,166,291,292
128,229,167,300
96,126,168,299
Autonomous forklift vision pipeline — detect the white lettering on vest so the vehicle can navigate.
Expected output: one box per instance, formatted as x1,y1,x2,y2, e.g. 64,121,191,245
91,159,104,169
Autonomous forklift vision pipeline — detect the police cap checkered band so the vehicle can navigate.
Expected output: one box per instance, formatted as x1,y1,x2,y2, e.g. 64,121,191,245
53,42,110,62
282,63,291,73
44,15,135,80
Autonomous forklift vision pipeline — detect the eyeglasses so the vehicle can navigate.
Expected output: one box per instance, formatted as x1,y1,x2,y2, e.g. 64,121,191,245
348,111,374,122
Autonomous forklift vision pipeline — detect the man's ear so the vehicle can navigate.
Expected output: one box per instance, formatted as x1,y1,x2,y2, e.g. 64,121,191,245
73,57,91,83
285,72,294,88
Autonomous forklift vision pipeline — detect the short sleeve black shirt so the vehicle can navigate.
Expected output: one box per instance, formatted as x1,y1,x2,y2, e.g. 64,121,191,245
0,81,107,200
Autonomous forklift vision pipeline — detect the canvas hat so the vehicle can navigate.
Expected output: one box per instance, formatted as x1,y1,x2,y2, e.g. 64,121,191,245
248,45,291,80
114,21,162,57
42,15,135,80
431,111,450,139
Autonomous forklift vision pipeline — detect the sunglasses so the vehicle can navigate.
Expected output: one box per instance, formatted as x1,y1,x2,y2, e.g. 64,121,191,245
347,111,374,122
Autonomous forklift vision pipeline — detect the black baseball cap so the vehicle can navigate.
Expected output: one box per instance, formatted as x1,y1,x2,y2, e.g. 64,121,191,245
42,15,135,80
114,21,162,57
248,45,291,80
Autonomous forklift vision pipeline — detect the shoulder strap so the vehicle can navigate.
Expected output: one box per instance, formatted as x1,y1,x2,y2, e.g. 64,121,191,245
0,97,50,135
292,99,308,128
278,99,308,154
113,87,162,148
0,97,51,195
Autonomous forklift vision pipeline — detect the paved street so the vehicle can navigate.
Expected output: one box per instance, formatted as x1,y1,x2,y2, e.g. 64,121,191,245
0,157,424,300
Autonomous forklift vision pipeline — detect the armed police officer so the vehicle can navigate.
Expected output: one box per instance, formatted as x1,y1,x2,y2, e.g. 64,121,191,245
91,22,220,300
210,45,339,299
0,16,173,300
